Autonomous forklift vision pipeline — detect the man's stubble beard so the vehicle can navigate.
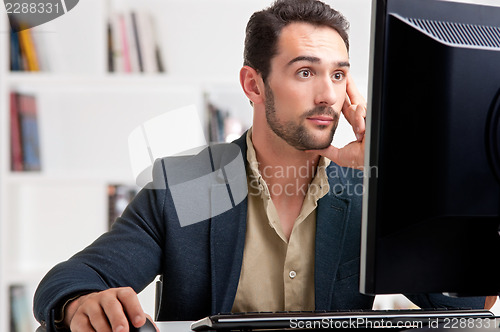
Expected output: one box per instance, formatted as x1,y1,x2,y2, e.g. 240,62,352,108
264,83,340,151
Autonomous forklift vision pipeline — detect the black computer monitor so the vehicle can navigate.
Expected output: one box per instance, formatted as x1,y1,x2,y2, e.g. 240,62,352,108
361,0,500,297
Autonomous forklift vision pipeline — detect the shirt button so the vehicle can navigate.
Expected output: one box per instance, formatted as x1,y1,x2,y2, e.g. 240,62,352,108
289,270,297,279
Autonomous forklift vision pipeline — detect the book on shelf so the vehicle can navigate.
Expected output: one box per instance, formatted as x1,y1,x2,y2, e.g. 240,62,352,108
134,10,158,73
207,102,245,143
10,92,24,171
10,20,67,72
110,13,125,73
130,12,142,72
119,14,132,72
107,21,114,72
124,13,140,73
208,102,227,143
108,10,165,74
9,28,23,71
108,184,140,229
10,92,42,172
9,284,32,332
9,25,40,72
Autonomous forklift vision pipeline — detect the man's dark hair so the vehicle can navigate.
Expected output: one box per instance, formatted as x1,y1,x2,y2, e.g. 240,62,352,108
244,0,350,83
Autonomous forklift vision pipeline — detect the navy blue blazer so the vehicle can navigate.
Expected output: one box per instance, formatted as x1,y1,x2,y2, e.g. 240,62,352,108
34,132,485,331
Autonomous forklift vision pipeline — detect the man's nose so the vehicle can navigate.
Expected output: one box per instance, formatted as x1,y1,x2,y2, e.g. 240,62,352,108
314,76,338,106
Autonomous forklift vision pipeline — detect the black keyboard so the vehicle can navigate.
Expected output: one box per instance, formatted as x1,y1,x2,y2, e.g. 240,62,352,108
191,309,497,331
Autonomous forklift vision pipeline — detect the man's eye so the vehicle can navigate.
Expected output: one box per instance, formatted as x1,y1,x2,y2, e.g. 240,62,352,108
332,72,345,81
298,70,312,78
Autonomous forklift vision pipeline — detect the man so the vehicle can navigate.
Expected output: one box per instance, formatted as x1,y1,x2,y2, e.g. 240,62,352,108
34,0,488,331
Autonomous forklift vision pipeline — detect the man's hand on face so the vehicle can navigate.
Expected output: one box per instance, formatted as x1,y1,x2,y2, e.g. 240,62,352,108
63,287,158,332
314,73,367,170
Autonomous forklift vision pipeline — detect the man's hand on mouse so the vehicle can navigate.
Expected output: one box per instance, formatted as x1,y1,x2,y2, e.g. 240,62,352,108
312,73,367,170
63,287,159,332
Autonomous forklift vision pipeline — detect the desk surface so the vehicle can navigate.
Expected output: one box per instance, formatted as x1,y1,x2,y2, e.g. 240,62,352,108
156,321,193,331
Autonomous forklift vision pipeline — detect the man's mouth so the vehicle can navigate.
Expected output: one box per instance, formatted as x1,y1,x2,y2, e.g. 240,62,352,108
306,115,334,126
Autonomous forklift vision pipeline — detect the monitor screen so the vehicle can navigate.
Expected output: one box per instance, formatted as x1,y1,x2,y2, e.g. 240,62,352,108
361,0,500,296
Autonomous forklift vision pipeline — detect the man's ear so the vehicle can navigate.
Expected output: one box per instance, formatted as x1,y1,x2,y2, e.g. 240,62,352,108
240,66,265,105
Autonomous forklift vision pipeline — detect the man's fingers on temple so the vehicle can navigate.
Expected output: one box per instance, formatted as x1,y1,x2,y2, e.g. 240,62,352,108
354,105,367,141
346,73,366,105
342,95,352,111
342,100,365,120
355,104,367,118
341,103,365,141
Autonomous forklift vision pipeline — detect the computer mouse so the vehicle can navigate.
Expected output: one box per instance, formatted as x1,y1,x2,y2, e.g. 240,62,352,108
127,317,156,332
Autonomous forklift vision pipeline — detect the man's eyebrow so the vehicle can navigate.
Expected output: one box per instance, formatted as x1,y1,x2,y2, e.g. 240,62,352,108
287,56,351,68
337,61,351,68
287,56,321,66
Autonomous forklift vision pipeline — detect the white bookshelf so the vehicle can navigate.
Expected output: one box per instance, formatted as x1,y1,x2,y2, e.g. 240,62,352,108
0,0,374,330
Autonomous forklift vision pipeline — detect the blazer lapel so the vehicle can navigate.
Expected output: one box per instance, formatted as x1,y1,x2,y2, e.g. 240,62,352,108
314,188,351,310
210,195,247,314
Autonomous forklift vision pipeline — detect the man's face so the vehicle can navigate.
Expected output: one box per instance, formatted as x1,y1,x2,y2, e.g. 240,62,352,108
264,22,349,150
